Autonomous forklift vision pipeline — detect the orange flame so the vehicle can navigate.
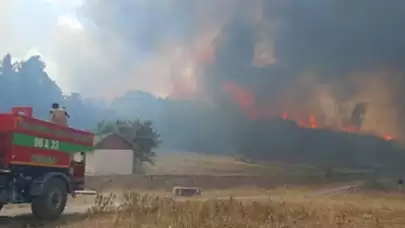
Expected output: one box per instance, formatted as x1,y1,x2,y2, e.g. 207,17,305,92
282,111,288,120
223,82,255,109
384,135,393,141
309,115,317,128
222,80,395,141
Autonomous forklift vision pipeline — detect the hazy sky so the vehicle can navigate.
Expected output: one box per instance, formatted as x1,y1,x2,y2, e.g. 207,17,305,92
0,0,76,89
0,0,174,99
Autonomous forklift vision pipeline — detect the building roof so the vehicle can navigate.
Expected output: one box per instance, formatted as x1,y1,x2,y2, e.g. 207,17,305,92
93,133,114,146
93,132,134,150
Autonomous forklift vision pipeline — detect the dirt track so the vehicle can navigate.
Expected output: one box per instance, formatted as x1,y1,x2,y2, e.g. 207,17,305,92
84,173,365,191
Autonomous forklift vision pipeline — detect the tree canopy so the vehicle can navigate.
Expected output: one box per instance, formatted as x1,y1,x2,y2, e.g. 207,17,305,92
95,119,161,165
0,53,104,129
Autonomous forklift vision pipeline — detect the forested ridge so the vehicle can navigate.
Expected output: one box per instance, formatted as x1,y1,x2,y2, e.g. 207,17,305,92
0,53,222,152
2,53,405,172
0,54,101,129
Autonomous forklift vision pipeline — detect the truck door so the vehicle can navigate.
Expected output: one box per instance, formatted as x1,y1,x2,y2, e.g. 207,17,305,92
71,152,85,191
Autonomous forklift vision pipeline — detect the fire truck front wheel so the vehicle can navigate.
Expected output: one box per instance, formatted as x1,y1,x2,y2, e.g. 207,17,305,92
31,178,68,221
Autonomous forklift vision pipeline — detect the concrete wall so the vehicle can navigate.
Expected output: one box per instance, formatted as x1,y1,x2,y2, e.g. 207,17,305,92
86,149,133,176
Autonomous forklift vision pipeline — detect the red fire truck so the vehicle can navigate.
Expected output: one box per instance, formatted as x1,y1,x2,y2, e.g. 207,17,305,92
0,107,94,220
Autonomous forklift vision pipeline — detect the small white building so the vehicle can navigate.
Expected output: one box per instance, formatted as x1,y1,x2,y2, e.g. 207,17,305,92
86,133,137,176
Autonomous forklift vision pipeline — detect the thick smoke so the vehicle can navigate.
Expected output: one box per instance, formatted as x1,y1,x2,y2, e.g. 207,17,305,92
199,0,405,139
67,0,405,139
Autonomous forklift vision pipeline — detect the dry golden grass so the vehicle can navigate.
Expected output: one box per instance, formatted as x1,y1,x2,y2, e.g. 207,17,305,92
143,152,315,176
54,188,405,228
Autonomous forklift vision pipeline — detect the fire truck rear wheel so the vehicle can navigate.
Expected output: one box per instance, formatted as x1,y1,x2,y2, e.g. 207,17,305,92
31,178,68,221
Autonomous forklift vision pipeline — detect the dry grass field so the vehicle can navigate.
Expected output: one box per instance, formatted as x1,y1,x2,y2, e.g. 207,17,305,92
14,187,405,228
0,152,393,227
2,185,404,228
84,152,371,192
143,152,316,176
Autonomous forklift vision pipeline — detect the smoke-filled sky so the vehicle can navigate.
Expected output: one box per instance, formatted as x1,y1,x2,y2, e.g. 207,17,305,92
4,0,405,94
0,0,81,92
3,0,405,137
0,0,183,98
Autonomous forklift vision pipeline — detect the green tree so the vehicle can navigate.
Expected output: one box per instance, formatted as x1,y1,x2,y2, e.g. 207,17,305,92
95,119,161,170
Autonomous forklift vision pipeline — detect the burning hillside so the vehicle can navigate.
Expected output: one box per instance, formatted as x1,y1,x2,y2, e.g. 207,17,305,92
222,80,393,141
161,0,403,143
81,0,405,167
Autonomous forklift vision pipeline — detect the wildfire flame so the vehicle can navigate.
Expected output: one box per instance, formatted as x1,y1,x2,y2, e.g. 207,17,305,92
309,115,317,129
223,82,255,109
223,80,394,141
282,111,288,120
384,135,393,141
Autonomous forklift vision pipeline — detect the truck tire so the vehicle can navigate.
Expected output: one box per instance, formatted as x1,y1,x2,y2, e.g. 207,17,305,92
31,178,68,221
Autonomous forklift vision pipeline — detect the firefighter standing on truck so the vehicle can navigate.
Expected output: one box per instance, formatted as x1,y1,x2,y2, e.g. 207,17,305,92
50,102,69,127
